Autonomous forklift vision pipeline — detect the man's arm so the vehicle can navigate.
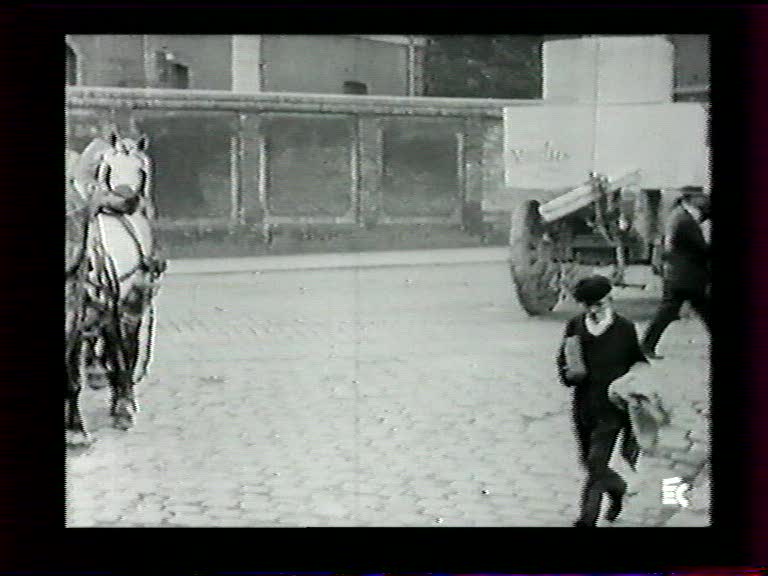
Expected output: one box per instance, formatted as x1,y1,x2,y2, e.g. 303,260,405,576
670,214,709,259
556,338,568,385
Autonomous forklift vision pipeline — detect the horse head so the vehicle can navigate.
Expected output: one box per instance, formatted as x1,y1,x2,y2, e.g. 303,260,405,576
97,130,154,216
108,131,150,158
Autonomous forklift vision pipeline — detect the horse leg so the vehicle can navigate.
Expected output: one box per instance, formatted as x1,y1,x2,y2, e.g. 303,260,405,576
121,316,142,377
84,334,108,390
108,368,137,431
80,303,109,390
121,318,142,416
102,319,138,430
65,339,90,445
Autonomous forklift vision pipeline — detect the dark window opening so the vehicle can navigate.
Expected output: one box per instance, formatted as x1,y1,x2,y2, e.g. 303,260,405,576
168,63,189,89
155,51,166,82
343,81,368,95
66,44,77,85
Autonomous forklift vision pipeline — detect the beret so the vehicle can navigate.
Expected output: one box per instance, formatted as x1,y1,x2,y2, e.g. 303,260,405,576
572,275,612,306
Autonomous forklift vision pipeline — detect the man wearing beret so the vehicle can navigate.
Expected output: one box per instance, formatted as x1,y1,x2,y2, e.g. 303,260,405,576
557,275,649,527
641,186,711,359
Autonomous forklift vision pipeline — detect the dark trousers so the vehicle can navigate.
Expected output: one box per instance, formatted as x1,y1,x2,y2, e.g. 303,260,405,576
574,411,628,525
641,283,711,354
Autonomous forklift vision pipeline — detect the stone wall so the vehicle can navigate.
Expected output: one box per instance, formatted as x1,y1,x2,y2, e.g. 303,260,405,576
65,87,539,237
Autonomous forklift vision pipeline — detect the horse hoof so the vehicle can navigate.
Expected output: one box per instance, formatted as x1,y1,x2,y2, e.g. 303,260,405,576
112,414,135,430
88,373,109,390
66,430,92,446
113,418,133,431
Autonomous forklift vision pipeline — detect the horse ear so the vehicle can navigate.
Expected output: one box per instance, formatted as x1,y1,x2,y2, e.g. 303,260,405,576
108,131,119,148
137,135,149,151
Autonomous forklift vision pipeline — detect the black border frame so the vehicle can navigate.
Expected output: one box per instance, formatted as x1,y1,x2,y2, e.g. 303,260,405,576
1,4,764,572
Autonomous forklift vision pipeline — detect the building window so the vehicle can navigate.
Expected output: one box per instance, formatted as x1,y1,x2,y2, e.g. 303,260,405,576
156,49,190,89
343,81,368,95
66,43,77,85
168,63,189,89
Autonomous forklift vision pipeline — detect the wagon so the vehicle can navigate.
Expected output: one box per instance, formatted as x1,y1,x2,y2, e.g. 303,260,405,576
502,103,710,316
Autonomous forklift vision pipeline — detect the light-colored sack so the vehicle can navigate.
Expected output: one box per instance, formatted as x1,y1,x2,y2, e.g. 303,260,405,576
563,335,586,380
609,363,671,453
609,363,660,399
627,393,672,452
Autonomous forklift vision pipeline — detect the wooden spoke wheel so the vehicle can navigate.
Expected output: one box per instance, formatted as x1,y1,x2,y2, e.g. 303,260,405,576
509,200,562,316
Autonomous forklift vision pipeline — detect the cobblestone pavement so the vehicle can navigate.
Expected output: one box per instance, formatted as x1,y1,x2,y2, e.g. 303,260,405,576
66,262,710,527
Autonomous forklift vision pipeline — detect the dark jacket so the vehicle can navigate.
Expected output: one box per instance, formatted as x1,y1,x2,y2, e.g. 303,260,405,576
662,205,710,292
557,312,649,468
557,313,648,411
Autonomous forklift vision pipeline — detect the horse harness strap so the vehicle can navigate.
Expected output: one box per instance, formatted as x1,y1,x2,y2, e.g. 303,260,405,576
120,220,164,282
93,212,163,284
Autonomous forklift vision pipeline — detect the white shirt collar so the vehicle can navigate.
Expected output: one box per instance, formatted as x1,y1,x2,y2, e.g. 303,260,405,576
585,308,615,336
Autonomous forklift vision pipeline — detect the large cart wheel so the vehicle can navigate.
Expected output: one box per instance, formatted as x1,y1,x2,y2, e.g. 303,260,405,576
509,200,561,316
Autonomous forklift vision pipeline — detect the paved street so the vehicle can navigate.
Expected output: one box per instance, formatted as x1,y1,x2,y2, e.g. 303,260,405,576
66,257,710,527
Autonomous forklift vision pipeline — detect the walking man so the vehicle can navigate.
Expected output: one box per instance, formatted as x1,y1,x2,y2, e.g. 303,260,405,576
641,186,711,360
557,275,649,526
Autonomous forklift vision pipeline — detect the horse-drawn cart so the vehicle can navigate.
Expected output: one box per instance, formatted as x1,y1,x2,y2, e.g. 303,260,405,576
499,36,710,316
504,103,710,315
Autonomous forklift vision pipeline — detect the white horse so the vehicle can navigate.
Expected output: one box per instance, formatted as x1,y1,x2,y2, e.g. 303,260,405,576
66,131,165,443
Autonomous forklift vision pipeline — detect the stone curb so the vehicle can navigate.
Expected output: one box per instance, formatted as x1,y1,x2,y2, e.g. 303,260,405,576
165,247,511,276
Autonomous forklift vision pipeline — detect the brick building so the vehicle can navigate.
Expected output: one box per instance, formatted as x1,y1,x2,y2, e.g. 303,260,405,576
65,34,710,257
66,34,707,102
65,34,427,96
